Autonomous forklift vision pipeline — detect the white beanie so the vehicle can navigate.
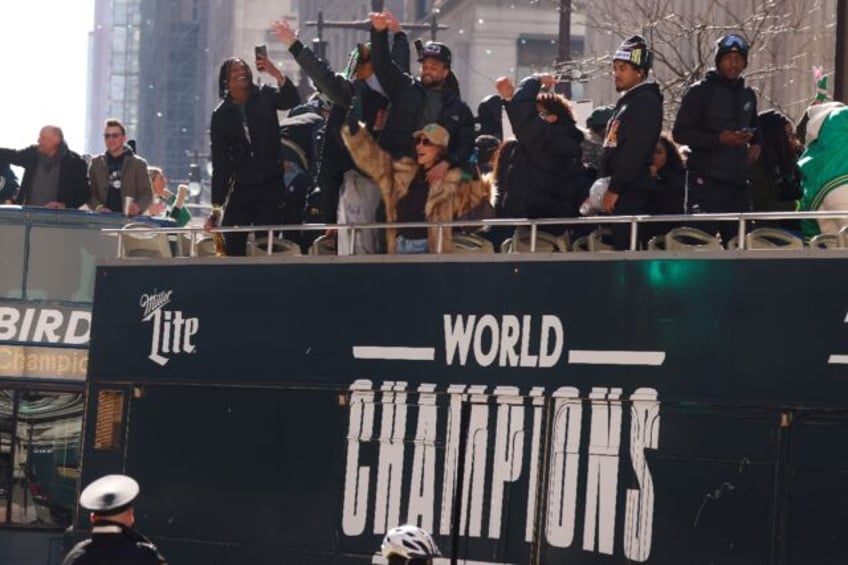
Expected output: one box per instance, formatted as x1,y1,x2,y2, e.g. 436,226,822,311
806,101,845,144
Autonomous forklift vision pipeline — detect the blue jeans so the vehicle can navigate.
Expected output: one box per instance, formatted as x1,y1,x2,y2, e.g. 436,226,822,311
396,236,429,254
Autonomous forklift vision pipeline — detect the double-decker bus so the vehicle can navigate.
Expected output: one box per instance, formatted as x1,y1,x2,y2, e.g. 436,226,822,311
0,205,169,565
70,216,848,564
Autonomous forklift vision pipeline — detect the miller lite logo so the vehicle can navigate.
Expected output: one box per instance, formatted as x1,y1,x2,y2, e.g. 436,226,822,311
140,290,198,366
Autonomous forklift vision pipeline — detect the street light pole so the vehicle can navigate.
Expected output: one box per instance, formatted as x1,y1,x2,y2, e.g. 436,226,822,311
556,0,573,98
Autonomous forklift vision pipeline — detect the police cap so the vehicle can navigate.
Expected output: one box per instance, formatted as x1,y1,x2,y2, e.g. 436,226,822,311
79,474,140,515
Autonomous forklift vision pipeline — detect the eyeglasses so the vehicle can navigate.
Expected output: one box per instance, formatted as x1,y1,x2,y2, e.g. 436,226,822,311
720,34,748,50
103,132,123,139
415,137,434,147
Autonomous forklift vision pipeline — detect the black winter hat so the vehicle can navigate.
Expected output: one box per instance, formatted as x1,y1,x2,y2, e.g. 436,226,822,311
418,41,452,67
714,33,749,67
613,35,653,71
586,105,614,131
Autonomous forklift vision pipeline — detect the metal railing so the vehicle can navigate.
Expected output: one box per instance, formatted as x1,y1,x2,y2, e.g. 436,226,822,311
103,210,848,257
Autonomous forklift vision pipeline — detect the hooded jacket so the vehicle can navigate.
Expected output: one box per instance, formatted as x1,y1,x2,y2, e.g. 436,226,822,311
370,28,475,167
673,70,758,187
501,76,584,218
89,146,154,213
0,144,89,208
342,124,491,253
601,80,663,194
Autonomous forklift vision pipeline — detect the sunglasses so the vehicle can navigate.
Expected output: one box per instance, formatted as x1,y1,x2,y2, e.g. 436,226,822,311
104,132,123,139
415,137,434,147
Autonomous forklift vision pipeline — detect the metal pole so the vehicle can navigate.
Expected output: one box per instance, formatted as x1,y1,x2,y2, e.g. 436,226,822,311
450,399,471,565
555,0,572,98
313,11,327,60
836,0,848,102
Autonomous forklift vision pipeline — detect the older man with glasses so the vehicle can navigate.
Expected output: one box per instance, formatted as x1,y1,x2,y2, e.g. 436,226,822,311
88,118,153,216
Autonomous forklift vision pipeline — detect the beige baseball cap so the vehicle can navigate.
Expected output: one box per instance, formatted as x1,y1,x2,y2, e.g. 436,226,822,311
412,123,450,148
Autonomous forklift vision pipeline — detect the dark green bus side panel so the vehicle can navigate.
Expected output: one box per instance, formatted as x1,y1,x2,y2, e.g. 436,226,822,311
77,257,848,564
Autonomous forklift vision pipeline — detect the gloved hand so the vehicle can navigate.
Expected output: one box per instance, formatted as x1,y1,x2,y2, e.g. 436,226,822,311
346,95,362,134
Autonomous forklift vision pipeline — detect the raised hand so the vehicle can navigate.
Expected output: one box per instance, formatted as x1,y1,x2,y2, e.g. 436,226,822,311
369,11,388,32
495,76,515,101
535,72,557,90
384,10,402,33
272,19,298,48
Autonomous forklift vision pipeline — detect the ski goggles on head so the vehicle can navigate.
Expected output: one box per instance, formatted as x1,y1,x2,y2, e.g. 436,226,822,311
719,34,749,51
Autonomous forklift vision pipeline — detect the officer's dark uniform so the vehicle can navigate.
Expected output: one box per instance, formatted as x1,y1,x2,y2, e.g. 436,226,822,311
62,474,167,565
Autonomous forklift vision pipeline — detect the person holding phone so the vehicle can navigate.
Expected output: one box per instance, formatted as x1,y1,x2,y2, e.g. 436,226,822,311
207,45,300,255
673,33,760,244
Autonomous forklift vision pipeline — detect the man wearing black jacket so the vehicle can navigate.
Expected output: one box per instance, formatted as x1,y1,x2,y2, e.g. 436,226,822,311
600,35,663,250
673,33,760,243
208,54,300,256
0,125,89,209
369,11,475,184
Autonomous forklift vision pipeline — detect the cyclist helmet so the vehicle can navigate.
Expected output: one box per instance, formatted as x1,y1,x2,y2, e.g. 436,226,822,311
381,525,441,560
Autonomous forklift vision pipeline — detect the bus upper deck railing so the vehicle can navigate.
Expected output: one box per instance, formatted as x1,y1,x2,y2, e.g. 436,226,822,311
102,210,848,257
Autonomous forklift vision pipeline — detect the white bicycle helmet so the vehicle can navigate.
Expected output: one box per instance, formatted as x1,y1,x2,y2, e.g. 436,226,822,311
381,525,441,559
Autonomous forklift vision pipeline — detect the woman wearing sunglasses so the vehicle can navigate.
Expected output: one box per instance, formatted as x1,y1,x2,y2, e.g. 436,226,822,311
343,101,492,254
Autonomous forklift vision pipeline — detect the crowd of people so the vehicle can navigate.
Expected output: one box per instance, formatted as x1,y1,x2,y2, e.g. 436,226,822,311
2,11,845,254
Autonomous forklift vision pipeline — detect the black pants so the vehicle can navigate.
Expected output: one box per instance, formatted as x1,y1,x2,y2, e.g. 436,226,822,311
686,174,751,245
610,188,654,250
222,180,285,256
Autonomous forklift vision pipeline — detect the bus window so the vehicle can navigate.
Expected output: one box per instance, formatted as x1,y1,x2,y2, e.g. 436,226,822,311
0,389,82,527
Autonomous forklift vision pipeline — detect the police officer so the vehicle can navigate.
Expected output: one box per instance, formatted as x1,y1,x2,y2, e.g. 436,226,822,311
62,474,167,565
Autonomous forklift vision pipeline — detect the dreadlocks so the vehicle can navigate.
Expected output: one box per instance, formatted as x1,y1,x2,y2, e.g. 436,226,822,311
217,57,253,99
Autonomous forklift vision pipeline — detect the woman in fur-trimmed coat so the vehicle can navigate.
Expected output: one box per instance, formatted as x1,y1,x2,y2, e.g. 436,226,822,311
342,120,491,254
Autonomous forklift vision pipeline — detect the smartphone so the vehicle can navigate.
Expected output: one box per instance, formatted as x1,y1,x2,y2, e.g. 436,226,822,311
740,127,757,134
254,44,268,60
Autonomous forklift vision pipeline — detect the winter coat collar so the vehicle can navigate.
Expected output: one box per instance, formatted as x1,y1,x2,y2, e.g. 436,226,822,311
705,69,746,89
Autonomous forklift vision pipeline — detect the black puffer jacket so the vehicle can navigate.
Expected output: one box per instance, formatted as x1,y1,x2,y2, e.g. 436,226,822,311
500,77,584,218
601,81,663,194
210,81,300,206
0,144,89,208
672,70,758,187
370,28,475,166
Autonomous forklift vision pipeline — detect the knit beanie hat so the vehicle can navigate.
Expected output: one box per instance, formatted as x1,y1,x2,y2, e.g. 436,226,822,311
715,34,749,67
613,35,653,71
